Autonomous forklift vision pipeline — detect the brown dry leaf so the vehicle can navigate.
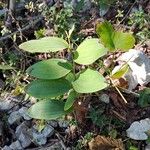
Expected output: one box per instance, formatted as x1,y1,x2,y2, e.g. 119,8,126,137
88,135,124,150
73,100,88,124
111,78,128,89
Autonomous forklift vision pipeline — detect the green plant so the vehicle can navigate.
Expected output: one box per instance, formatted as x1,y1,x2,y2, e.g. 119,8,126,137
34,28,46,39
19,21,135,120
128,9,149,30
41,4,75,38
89,107,110,127
138,88,150,107
128,9,150,41
75,132,94,150
126,140,138,150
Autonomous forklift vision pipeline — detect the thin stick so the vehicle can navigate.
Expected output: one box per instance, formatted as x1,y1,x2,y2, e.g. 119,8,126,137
55,133,67,150
109,78,128,103
114,86,128,103
117,0,137,26
0,16,43,43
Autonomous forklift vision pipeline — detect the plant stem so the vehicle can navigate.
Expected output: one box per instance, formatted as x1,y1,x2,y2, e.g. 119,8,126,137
66,31,76,78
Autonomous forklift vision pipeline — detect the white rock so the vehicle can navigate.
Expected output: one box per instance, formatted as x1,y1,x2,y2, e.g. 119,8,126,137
8,111,21,125
117,49,150,86
124,69,139,90
113,49,150,90
9,141,23,150
126,118,150,140
99,94,110,103
112,65,139,90
18,107,31,120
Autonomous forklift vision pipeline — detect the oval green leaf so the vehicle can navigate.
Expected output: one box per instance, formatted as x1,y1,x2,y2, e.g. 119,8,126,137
27,59,72,79
64,90,77,111
19,37,69,53
96,21,115,51
72,68,108,93
26,79,71,98
111,64,129,79
113,32,135,51
28,99,69,120
74,38,108,65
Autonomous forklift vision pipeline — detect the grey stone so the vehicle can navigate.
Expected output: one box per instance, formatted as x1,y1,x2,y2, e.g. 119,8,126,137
82,0,91,12
126,118,150,140
58,120,69,128
31,124,54,145
18,107,31,120
15,122,31,148
99,5,110,16
42,125,54,137
145,144,150,150
32,131,47,145
2,146,11,150
8,111,21,125
0,100,14,111
48,120,58,128
15,122,29,138
19,132,32,148
9,140,23,150
99,94,110,104
0,9,6,17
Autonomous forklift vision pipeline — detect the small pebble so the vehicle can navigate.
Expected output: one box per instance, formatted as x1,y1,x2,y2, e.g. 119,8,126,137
99,94,110,104
8,111,21,125
9,140,23,150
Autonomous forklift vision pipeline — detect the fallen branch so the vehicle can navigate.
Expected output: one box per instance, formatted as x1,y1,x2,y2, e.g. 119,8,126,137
0,16,44,43
55,133,67,150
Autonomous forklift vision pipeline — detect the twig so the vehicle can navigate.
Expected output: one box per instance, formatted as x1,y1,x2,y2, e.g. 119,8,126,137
120,88,140,97
0,16,44,43
109,78,128,103
117,0,137,26
114,86,128,103
112,110,126,122
55,133,67,150
9,0,16,12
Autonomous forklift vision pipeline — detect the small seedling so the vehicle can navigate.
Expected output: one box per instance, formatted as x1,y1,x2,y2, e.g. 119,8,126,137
19,21,135,120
